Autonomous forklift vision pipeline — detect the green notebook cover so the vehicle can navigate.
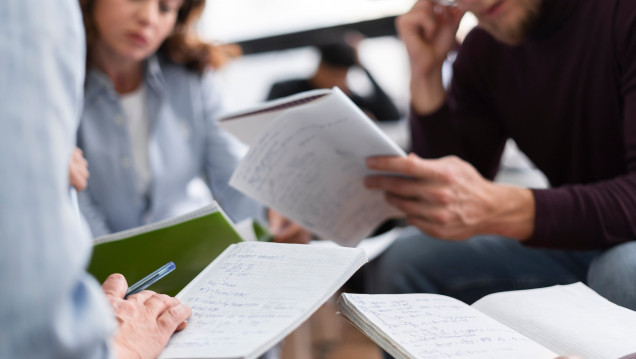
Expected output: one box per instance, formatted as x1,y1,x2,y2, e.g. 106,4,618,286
88,203,243,297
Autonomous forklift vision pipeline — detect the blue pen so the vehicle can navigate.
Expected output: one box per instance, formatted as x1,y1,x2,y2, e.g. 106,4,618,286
124,261,176,299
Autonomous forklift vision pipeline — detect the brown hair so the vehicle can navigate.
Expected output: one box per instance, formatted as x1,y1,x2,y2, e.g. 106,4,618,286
79,0,239,73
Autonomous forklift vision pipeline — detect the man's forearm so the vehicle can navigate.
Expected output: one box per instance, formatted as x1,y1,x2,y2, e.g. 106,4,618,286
410,71,447,116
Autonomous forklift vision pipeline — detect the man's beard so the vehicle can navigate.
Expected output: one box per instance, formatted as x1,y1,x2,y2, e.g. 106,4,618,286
478,0,543,45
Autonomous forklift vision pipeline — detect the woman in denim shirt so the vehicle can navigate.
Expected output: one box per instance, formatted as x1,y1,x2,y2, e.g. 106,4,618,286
77,0,308,244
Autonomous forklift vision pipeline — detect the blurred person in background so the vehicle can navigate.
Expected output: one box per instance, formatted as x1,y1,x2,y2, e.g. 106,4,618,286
267,32,402,122
77,0,310,245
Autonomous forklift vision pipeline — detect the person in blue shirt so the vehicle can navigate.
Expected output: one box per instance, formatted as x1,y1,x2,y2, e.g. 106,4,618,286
0,0,191,357
77,0,309,243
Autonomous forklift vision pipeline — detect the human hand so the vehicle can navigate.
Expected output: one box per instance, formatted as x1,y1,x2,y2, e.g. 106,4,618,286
365,153,534,240
102,274,192,359
396,0,464,114
268,209,312,244
69,147,89,191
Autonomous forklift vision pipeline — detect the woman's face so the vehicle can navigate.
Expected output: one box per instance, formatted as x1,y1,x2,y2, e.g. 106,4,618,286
92,0,183,63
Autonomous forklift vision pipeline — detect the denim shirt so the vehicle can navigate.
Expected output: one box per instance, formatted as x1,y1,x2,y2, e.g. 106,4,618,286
0,0,114,357
78,55,264,236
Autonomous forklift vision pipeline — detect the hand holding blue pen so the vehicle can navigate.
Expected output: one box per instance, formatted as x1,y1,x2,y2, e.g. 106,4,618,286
124,262,176,299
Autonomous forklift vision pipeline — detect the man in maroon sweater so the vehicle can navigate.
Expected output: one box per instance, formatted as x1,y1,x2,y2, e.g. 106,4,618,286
364,0,636,309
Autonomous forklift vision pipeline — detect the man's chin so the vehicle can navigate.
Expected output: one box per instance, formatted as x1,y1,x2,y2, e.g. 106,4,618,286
490,29,526,46
478,22,528,46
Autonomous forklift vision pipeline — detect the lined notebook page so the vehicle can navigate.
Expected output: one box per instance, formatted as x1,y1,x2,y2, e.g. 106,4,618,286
472,283,636,358
160,242,367,359
338,293,556,359
228,87,405,245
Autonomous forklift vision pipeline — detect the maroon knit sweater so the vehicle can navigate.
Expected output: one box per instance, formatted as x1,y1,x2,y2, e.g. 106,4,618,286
410,0,636,249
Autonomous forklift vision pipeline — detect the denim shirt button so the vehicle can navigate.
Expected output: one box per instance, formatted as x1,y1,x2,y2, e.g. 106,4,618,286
114,114,123,125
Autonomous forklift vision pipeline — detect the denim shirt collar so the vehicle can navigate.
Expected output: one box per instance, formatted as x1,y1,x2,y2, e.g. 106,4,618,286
84,53,167,103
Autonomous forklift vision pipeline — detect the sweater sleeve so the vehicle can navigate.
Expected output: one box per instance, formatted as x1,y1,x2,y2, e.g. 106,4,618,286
526,0,636,249
410,30,508,180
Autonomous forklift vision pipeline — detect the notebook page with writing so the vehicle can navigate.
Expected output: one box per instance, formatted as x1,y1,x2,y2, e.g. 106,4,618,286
227,87,405,245
160,242,367,359
472,282,636,358
338,293,556,359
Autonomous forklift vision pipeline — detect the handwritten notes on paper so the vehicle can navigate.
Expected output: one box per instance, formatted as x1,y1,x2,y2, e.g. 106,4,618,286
228,88,405,245
338,293,556,359
160,242,366,359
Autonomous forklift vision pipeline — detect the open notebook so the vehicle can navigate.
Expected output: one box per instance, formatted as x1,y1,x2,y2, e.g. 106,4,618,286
160,241,368,359
219,87,406,246
338,283,636,359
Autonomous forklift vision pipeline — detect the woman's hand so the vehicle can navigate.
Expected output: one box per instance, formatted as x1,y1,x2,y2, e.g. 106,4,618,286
69,147,89,191
268,209,312,244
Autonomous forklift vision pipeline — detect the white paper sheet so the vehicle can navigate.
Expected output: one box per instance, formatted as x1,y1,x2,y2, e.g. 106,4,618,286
160,242,367,359
225,88,405,245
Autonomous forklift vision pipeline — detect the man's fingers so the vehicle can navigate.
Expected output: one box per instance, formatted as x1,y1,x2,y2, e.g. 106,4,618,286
175,320,188,332
364,174,425,198
367,153,435,178
144,293,191,334
157,304,192,334
129,289,158,304
367,154,455,183
102,273,128,299
144,294,179,317
398,1,437,44
384,193,428,216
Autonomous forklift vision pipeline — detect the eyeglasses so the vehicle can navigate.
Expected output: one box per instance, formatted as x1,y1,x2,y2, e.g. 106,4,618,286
431,0,457,6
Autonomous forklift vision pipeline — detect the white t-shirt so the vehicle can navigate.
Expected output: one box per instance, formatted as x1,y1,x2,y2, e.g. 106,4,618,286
120,84,151,196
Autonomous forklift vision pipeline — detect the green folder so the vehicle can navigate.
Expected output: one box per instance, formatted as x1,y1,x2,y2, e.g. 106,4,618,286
87,203,243,297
